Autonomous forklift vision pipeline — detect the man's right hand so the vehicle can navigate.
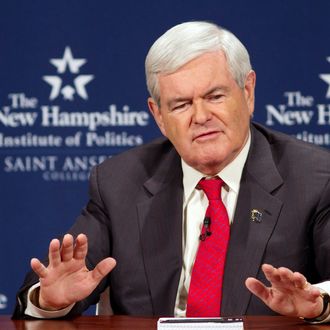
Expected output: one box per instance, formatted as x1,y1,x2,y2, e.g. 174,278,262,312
30,233,116,311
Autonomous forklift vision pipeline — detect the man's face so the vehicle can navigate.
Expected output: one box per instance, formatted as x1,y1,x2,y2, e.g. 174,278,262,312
148,51,256,175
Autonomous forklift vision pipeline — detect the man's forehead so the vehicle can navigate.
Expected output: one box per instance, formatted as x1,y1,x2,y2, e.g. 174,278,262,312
158,56,234,96
160,52,231,82
161,50,228,77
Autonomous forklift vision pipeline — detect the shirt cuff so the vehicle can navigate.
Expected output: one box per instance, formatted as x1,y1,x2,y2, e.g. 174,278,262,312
25,282,75,318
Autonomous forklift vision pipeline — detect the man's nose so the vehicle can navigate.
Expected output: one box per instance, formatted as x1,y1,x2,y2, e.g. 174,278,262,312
192,101,212,124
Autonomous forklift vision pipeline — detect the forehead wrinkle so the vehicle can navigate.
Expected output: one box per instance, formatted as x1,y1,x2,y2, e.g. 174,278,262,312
202,85,230,97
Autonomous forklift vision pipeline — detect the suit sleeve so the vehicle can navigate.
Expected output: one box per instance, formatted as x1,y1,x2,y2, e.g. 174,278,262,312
313,178,330,280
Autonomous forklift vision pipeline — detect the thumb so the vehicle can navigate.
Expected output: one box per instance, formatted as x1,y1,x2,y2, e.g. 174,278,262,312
245,277,270,302
91,257,116,283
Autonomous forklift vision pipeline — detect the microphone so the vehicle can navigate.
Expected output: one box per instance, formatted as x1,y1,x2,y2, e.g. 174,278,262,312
199,217,212,241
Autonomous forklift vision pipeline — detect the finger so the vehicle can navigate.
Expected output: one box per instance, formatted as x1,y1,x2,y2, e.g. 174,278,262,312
292,271,308,289
91,257,116,284
277,267,295,287
245,277,270,302
61,234,74,262
308,287,323,301
262,264,282,286
291,272,321,301
31,258,48,278
73,233,88,260
48,238,61,267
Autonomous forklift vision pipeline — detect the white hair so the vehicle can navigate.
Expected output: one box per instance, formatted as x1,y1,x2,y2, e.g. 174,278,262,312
145,21,252,105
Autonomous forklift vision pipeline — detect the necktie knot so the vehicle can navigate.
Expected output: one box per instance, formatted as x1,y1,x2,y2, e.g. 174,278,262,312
198,177,223,201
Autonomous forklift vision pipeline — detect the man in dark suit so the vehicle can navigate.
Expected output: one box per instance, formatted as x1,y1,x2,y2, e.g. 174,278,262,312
14,21,330,322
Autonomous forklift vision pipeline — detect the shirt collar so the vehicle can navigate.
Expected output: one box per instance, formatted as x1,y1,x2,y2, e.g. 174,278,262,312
181,131,251,205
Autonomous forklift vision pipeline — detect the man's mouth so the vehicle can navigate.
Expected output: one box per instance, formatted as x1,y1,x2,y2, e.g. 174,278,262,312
193,130,222,142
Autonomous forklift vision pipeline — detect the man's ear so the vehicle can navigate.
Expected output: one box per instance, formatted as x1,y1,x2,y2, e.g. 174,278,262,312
148,97,167,136
244,70,256,116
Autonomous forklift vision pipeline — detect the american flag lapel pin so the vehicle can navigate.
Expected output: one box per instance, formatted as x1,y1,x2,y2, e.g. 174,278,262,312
250,209,263,223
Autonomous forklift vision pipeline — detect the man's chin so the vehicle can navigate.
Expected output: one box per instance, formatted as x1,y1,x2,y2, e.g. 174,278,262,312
188,156,228,176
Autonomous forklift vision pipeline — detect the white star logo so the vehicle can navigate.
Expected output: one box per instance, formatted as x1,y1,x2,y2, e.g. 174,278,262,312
43,46,94,101
50,47,86,74
319,57,330,98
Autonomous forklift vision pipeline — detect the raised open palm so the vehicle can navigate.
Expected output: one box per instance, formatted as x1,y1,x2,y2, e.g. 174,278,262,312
245,264,323,319
31,233,116,310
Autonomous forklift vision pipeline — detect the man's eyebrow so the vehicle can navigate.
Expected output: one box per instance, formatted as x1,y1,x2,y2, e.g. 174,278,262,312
202,86,229,97
165,86,230,108
166,97,191,108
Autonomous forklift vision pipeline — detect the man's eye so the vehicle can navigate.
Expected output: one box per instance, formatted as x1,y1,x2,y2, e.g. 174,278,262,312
172,103,188,111
209,94,223,101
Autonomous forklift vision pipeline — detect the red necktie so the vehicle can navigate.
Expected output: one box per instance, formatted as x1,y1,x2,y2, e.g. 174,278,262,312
186,177,230,317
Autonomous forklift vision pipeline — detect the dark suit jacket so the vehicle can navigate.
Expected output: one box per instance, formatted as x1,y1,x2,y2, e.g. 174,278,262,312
13,123,330,318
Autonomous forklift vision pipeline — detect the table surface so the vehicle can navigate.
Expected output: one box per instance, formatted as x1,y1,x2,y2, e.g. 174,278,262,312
1,315,330,329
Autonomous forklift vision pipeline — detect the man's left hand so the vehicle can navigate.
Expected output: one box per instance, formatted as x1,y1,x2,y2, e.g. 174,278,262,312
245,264,323,319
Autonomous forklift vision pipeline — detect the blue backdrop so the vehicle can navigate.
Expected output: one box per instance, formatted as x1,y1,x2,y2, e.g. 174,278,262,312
1,0,329,314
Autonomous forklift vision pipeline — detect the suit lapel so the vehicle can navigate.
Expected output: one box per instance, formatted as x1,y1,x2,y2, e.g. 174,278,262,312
221,126,284,316
136,147,183,316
